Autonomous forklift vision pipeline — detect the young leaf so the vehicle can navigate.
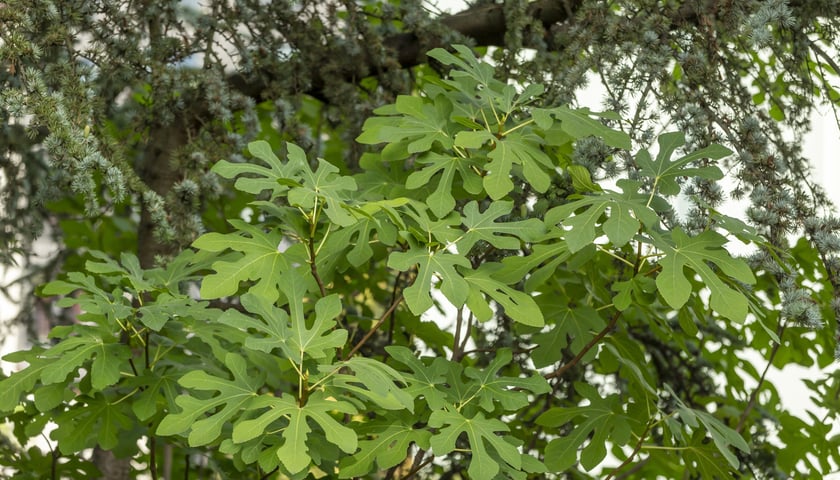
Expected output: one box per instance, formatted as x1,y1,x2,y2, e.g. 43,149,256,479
85,251,153,292
287,157,358,227
136,294,199,331
427,45,498,90
405,152,483,218
41,272,133,327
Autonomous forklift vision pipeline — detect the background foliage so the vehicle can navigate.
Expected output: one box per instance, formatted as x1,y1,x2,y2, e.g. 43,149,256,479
2,0,840,479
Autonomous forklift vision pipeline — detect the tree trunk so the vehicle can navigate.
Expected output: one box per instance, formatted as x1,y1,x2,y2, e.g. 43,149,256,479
93,448,130,480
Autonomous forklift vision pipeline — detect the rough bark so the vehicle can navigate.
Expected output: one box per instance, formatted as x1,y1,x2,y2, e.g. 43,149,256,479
92,448,131,480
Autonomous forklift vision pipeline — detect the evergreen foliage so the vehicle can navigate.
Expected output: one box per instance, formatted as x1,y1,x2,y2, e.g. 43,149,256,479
2,1,840,478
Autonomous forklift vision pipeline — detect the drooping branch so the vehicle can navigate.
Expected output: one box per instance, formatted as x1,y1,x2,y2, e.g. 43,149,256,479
227,0,583,102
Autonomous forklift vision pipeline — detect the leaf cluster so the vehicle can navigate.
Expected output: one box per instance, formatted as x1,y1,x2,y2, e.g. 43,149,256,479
0,45,827,480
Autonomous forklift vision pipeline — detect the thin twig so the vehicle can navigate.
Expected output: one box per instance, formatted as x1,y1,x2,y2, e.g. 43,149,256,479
614,457,650,480
347,293,404,358
606,419,654,480
401,454,434,480
544,310,621,380
149,436,158,480
736,322,785,433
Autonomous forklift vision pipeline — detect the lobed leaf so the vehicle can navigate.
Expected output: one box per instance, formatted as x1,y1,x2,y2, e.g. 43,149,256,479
462,263,545,327
193,220,294,300
157,352,263,446
652,228,755,322
635,131,729,196
387,246,471,314
457,200,545,254
231,392,357,474
338,419,432,478
429,410,521,479
546,179,659,252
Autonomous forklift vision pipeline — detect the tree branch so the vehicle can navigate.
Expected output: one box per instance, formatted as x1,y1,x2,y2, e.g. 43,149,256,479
227,0,582,102
735,322,786,433
346,293,404,359
606,419,654,480
544,309,620,380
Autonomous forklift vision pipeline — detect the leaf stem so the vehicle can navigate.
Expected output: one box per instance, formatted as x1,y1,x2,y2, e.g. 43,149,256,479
638,444,687,451
499,118,534,137
645,177,659,208
314,223,332,257
458,310,473,359
597,245,635,267
452,306,465,361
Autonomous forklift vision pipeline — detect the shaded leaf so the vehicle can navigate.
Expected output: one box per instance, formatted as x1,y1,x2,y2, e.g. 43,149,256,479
338,419,432,478
231,392,357,474
386,346,451,410
538,383,635,471
462,348,551,411
157,352,263,446
429,410,521,479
